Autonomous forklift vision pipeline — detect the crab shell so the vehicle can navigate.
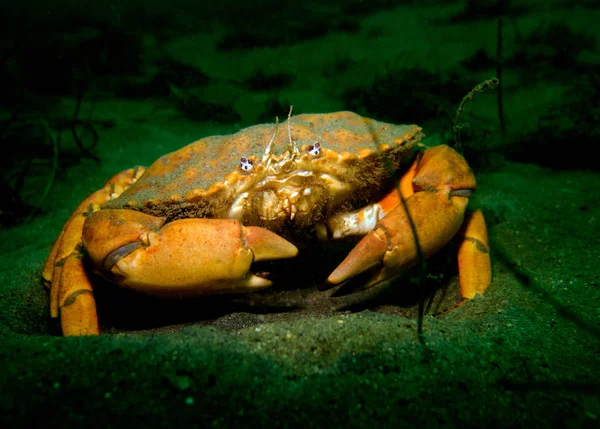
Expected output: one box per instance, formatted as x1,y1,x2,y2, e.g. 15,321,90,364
103,111,423,237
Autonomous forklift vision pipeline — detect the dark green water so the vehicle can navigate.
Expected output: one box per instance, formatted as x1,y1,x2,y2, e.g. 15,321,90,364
1,1,598,427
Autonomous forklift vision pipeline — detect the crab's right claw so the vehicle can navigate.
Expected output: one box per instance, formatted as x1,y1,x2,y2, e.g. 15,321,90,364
83,212,299,296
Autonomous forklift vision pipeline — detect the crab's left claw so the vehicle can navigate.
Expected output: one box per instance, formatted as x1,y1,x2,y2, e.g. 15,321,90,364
328,145,490,299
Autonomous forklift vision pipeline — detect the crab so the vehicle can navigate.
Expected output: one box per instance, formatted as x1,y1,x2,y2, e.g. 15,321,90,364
43,110,491,336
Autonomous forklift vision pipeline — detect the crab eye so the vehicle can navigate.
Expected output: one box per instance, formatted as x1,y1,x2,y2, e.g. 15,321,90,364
308,142,321,157
240,157,253,171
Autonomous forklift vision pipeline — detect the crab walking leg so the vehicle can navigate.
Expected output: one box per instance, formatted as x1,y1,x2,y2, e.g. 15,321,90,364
58,256,99,336
42,167,145,326
457,209,491,299
327,145,481,289
83,211,298,297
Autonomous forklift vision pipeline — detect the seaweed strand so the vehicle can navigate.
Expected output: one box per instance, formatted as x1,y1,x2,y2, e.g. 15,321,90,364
452,78,500,152
497,18,506,136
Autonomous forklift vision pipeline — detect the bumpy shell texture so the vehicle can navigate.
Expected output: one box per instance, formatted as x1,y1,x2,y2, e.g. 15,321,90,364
104,111,423,223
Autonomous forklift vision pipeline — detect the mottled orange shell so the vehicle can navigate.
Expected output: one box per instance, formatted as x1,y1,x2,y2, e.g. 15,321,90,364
106,111,422,215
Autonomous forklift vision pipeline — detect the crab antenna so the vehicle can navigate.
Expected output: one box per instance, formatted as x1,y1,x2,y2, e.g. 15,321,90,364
262,116,279,164
287,105,300,157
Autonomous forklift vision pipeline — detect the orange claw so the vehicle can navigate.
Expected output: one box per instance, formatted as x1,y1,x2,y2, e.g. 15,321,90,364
83,212,298,297
328,145,478,290
328,191,468,286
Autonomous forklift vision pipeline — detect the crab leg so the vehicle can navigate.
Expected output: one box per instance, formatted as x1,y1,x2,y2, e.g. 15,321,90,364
57,255,98,336
42,167,145,335
82,211,298,297
457,209,491,299
327,145,491,299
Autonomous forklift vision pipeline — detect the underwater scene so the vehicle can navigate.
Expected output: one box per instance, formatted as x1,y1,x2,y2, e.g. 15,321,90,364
1,0,598,427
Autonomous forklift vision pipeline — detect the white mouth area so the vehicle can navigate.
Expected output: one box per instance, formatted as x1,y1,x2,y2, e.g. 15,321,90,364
227,170,351,224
